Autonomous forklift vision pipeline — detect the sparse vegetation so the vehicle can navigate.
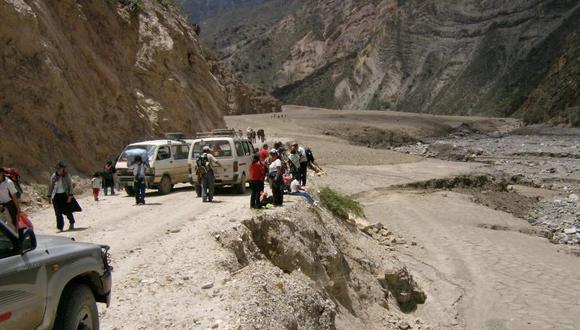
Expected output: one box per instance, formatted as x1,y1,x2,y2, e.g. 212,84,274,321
319,187,365,220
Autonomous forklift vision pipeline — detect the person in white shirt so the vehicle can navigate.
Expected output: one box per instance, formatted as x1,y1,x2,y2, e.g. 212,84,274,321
268,149,284,206
0,167,21,232
129,155,148,205
290,179,315,205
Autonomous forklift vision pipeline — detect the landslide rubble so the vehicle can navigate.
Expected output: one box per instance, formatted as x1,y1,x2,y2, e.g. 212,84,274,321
216,202,429,329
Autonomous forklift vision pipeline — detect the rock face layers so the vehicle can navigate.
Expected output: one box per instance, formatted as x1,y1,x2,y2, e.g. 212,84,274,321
180,0,273,22
0,0,272,179
200,0,580,124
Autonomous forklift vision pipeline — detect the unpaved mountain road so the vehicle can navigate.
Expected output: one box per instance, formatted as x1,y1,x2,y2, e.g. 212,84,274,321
32,186,254,329
25,106,580,329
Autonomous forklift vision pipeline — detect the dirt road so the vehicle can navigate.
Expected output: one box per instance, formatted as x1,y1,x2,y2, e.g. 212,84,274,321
32,186,253,329
26,106,580,329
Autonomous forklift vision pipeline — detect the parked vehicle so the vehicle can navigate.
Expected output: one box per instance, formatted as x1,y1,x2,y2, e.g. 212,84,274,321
0,221,112,330
115,139,190,195
186,129,256,195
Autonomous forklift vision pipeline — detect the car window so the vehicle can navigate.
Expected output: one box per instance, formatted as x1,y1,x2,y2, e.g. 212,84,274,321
242,141,251,155
172,144,189,160
157,145,172,160
235,141,244,157
192,140,233,158
0,228,15,259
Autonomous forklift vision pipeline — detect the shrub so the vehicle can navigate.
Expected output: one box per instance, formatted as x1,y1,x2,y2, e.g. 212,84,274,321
319,187,365,220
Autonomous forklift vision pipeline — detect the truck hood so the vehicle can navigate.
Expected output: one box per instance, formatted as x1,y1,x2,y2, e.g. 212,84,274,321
36,235,105,252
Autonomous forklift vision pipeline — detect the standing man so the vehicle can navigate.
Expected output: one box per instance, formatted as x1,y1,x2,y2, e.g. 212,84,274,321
293,142,309,186
197,146,221,203
0,167,21,232
47,161,76,231
102,160,116,196
259,144,269,163
130,155,148,205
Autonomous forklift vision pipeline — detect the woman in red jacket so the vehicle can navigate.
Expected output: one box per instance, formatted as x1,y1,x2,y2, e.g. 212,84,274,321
249,153,267,209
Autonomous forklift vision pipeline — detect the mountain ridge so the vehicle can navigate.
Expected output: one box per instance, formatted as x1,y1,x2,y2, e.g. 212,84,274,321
194,0,580,125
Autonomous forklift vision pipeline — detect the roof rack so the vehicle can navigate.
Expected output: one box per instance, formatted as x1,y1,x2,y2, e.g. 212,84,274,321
195,128,241,138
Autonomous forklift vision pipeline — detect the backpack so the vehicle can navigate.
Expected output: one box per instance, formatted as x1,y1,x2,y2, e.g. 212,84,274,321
196,154,210,175
305,148,315,163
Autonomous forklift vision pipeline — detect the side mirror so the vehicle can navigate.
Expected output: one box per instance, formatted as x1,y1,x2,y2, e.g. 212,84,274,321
20,228,37,254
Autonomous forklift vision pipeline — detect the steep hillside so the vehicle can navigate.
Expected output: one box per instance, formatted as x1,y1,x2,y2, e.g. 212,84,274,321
180,0,273,23
200,0,580,125
0,0,276,179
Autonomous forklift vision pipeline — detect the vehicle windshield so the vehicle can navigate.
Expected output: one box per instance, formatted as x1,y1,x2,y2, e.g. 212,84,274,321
192,140,232,159
118,145,156,163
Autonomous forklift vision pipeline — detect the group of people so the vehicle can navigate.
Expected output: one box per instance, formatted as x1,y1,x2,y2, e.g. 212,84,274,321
90,160,117,201
0,160,81,234
243,127,266,143
248,142,321,209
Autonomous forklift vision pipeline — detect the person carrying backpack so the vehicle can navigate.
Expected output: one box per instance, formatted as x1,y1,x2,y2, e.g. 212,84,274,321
0,167,21,232
197,146,221,202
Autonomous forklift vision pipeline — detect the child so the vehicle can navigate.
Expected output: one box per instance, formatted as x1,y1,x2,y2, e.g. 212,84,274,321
91,172,102,201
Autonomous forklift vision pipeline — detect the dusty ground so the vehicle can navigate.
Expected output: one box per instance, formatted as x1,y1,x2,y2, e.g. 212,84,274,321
26,106,580,329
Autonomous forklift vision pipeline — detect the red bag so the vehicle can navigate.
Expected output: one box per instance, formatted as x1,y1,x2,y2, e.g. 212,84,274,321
17,212,33,229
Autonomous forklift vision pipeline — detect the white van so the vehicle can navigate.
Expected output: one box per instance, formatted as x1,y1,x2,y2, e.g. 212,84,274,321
115,139,190,195
186,129,256,195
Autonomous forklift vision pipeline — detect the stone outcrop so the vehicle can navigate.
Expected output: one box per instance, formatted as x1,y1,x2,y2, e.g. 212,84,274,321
198,0,580,125
0,0,275,179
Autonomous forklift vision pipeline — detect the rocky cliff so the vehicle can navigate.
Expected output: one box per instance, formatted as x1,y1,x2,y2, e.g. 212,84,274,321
0,0,275,179
199,0,580,125
180,0,273,22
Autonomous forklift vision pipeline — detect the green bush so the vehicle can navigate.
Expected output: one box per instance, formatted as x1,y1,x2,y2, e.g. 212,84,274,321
319,187,365,220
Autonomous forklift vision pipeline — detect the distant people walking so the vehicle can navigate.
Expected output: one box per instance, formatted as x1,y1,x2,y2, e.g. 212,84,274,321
102,160,116,195
0,167,21,232
47,161,77,232
268,149,284,206
197,146,221,202
91,173,102,201
249,154,267,209
130,155,148,205
259,144,269,162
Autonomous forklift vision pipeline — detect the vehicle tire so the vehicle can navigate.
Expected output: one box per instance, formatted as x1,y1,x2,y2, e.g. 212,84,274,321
125,186,135,196
195,184,202,197
54,283,99,330
235,174,247,194
159,175,172,195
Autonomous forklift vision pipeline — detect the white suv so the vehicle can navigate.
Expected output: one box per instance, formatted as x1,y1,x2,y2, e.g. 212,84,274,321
115,139,190,195
187,129,256,195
